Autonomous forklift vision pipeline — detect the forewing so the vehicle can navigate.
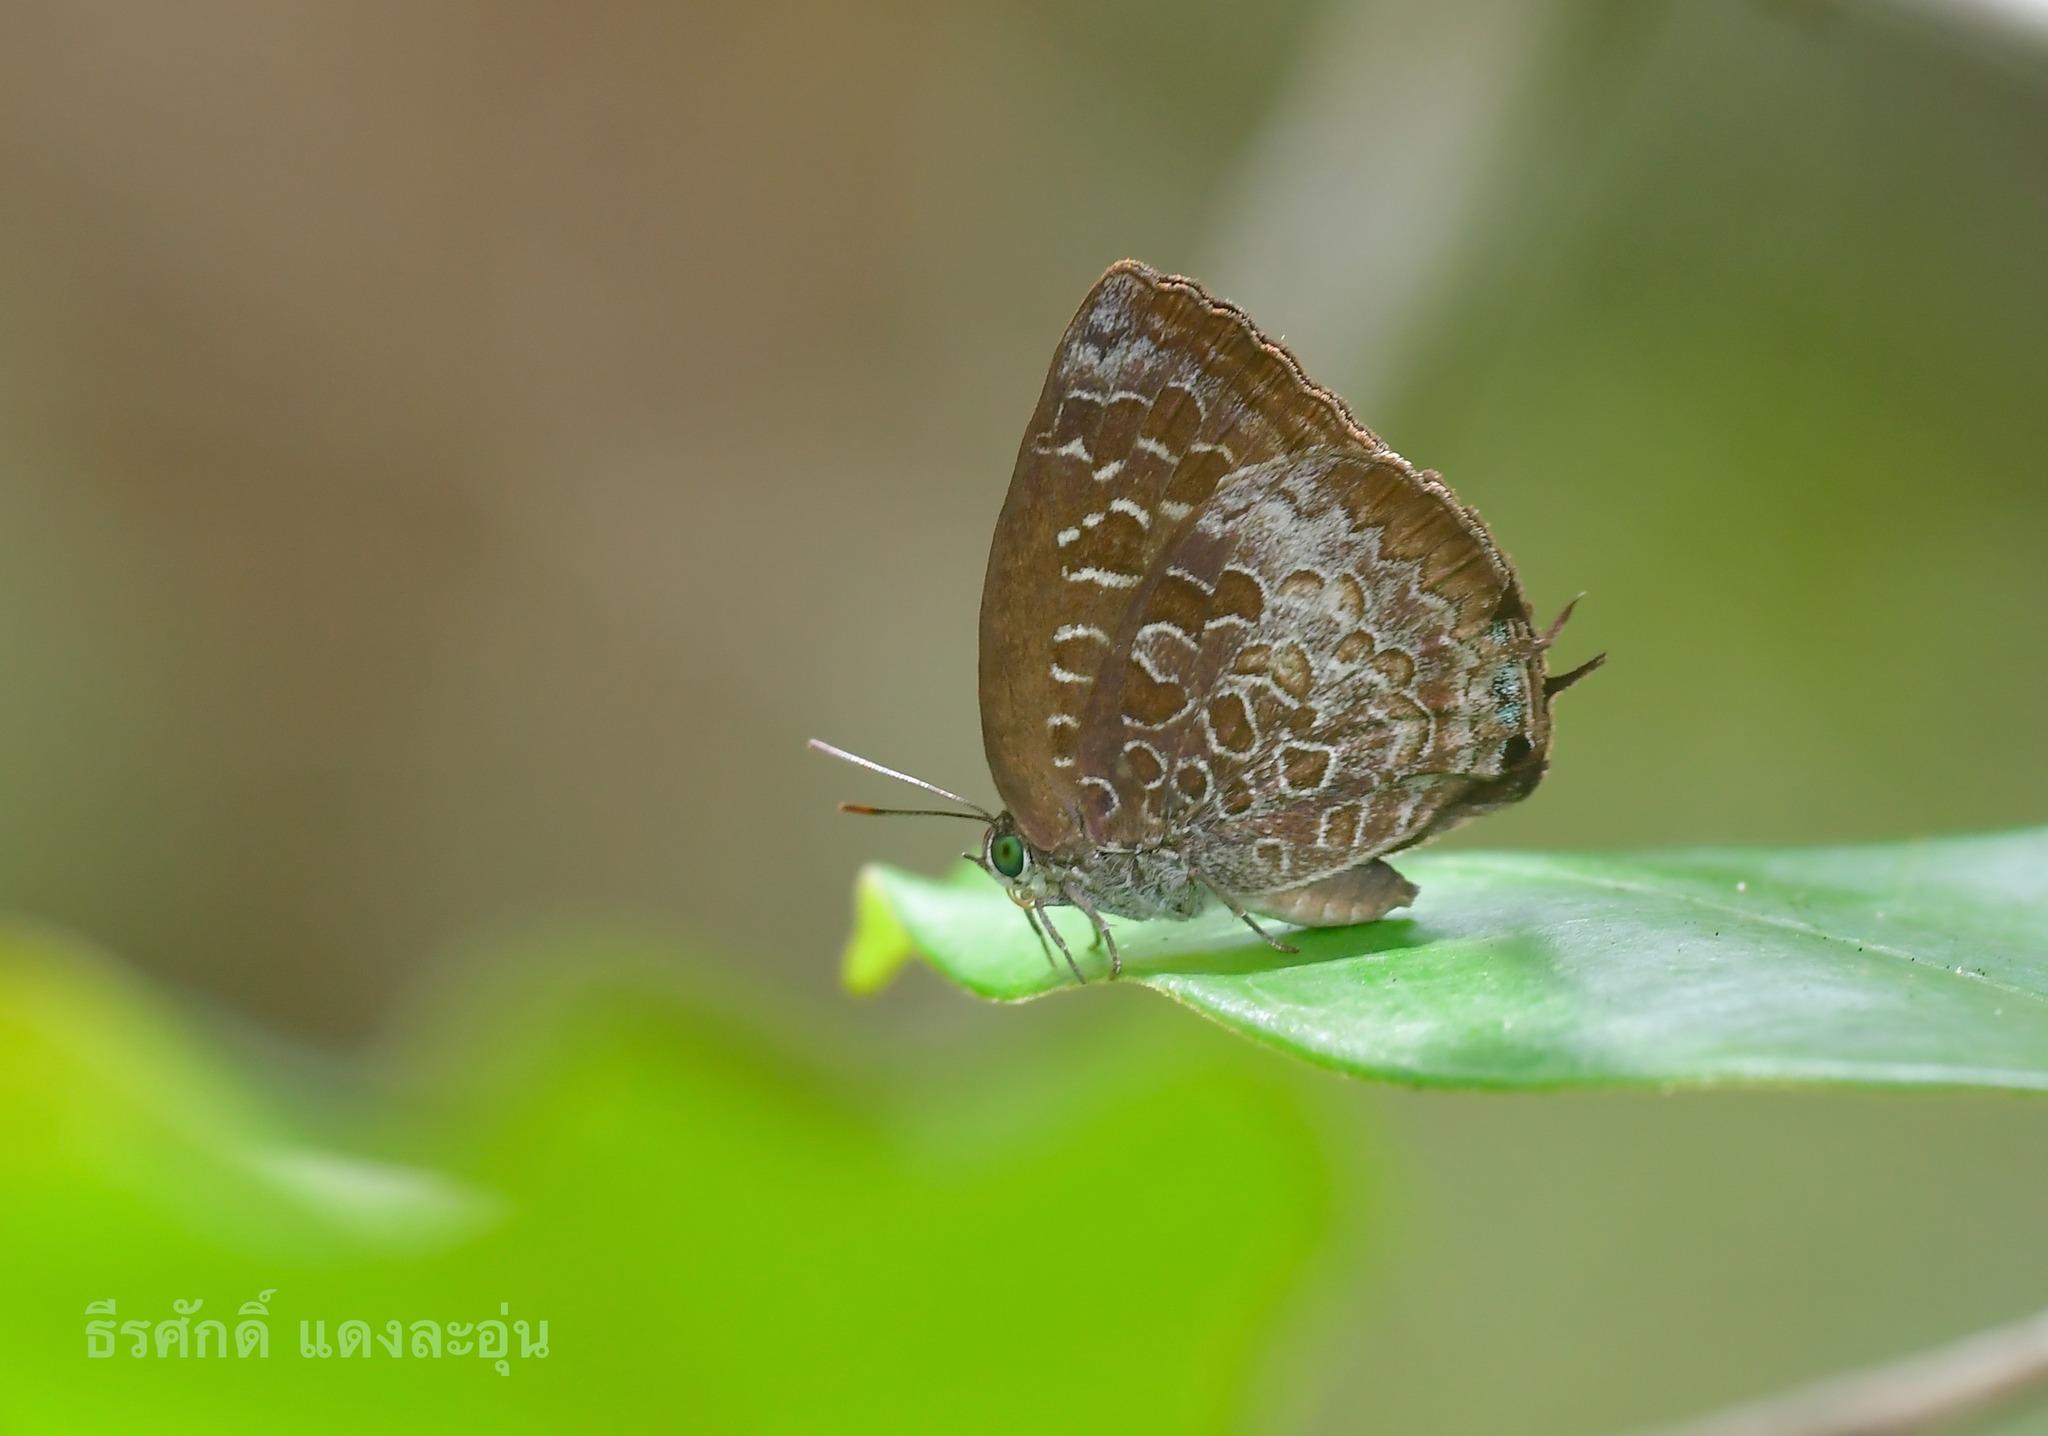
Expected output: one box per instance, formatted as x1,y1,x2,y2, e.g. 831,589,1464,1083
979,261,1371,854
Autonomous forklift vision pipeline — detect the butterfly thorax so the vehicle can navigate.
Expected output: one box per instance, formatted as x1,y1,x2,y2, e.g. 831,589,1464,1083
980,817,1207,921
1056,843,1209,921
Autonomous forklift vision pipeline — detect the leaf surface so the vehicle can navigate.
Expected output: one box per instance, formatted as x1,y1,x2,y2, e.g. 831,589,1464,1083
845,827,2048,1090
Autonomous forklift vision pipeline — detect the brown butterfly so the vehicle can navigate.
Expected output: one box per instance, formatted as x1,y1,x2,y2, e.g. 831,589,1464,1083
815,260,1599,981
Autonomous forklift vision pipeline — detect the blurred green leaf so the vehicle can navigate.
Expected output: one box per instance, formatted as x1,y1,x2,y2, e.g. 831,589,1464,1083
846,826,2048,1092
0,929,1352,1434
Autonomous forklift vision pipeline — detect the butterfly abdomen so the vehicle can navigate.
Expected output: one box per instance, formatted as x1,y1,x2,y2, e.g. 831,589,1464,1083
1249,860,1417,927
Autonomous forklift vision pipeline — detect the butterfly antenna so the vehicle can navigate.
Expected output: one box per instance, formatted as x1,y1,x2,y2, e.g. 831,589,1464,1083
839,804,988,820
807,739,996,821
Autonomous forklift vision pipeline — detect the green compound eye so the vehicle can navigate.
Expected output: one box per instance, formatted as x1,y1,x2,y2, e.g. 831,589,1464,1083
990,833,1026,879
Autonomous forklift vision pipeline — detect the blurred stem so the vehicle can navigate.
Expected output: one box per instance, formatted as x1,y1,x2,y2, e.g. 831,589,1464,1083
1634,1304,2048,1436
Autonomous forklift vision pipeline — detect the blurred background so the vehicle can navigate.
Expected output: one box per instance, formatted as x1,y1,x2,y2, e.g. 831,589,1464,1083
2,0,2047,1431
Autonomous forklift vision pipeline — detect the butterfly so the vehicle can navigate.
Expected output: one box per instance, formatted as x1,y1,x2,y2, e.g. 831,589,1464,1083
815,260,1599,982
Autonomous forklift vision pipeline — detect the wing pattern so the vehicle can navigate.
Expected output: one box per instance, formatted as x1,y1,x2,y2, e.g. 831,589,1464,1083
980,262,1371,854
980,261,1558,905
1136,450,1546,899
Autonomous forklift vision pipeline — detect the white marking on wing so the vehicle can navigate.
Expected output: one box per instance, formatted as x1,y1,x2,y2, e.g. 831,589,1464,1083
1134,437,1175,462
1063,567,1140,589
1050,664,1089,685
1123,740,1167,789
1052,624,1110,644
1131,644,1173,684
1133,622,1198,676
1079,775,1120,816
1256,839,1291,881
1278,742,1341,796
1108,497,1150,527
1053,436,1091,462
1159,500,1193,522
1125,689,1193,731
1103,336,1159,371
1226,565,1271,599
1092,460,1124,484
1055,526,1081,546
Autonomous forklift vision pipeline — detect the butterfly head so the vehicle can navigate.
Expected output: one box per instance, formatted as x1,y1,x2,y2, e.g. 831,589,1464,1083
972,815,1060,908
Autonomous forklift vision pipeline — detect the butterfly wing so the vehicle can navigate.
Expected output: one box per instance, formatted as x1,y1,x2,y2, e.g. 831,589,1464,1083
979,261,1369,854
1143,448,1553,903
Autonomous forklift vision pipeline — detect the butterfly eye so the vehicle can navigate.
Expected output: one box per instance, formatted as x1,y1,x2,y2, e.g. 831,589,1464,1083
990,833,1027,879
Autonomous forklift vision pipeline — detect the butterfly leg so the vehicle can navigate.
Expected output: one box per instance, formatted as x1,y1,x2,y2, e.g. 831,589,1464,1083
1020,902,1062,977
1031,902,1087,985
1195,875,1299,955
1061,881,1121,979
1230,908,1298,954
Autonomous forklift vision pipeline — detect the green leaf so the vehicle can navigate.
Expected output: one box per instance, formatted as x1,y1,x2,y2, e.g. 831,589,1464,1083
844,826,2048,1092
0,928,1351,1434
